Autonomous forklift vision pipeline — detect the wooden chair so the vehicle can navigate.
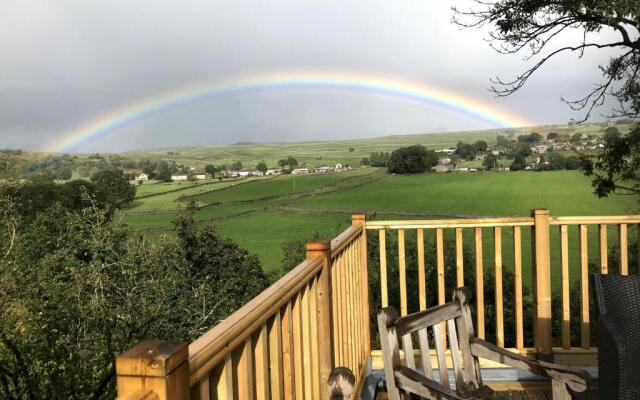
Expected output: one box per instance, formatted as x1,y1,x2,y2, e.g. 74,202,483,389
377,288,590,400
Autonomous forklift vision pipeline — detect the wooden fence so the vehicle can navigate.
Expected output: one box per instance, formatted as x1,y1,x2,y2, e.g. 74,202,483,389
115,215,369,400
115,210,640,399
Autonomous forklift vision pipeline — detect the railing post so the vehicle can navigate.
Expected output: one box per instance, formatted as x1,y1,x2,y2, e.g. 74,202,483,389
531,209,553,360
306,240,333,399
352,214,371,360
115,340,189,400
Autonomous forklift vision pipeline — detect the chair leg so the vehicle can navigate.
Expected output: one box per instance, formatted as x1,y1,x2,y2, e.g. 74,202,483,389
552,380,572,400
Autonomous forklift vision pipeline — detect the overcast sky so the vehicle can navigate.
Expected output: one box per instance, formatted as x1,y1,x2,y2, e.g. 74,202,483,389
0,0,625,152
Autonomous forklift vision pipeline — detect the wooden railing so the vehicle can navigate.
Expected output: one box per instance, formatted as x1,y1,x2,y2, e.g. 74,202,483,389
367,209,640,367
115,215,369,400
115,209,640,399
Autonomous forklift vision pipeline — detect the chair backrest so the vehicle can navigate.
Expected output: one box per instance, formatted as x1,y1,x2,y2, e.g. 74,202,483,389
377,287,482,399
593,273,640,344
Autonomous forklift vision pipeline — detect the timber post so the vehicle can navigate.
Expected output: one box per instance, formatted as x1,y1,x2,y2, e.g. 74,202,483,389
531,208,553,360
115,340,189,400
352,213,371,358
306,240,333,399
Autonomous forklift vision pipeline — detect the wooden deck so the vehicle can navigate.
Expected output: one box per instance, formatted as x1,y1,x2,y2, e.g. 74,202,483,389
376,390,597,399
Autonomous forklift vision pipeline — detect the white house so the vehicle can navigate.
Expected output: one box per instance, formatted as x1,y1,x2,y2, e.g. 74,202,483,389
436,148,456,155
194,174,207,180
292,168,310,175
171,175,188,181
266,168,282,176
135,173,149,181
439,158,452,165
433,164,453,173
314,166,332,173
334,163,344,170
238,169,264,177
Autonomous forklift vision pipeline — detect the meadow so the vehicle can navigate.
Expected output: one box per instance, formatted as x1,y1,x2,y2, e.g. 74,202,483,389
123,168,637,290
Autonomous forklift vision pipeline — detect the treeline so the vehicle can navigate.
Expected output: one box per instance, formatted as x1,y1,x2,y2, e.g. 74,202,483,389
0,182,269,398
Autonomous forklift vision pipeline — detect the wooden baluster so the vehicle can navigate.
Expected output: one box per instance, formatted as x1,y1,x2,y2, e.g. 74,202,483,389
309,278,320,399
301,283,312,399
292,293,305,399
620,224,629,275
599,224,608,273
235,337,254,400
494,227,504,348
436,228,446,347
456,228,464,287
417,229,427,311
398,229,407,316
347,243,356,372
211,354,233,400
379,229,388,307
580,224,590,349
474,227,485,339
513,226,524,350
417,228,431,374
352,214,371,361
115,341,189,400
282,302,295,400
560,225,571,349
268,311,284,400
255,324,271,400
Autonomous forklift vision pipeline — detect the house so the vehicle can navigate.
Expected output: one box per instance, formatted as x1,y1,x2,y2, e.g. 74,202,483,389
433,164,453,173
266,168,282,176
171,175,188,181
194,174,207,180
238,169,263,177
135,173,149,181
314,166,332,173
439,158,452,165
533,144,548,154
475,154,486,161
334,163,344,171
455,167,469,172
435,148,455,156
292,168,310,175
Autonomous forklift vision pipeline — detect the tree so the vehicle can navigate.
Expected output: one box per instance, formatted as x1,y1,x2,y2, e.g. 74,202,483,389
547,132,559,140
369,152,391,167
286,156,298,170
156,160,172,182
547,152,567,170
90,169,136,208
360,157,370,166
473,140,488,153
255,161,268,174
204,164,217,175
566,156,581,170
454,1,640,196
348,147,355,152
387,145,438,174
277,159,288,169
230,161,243,171
483,153,499,170
0,193,269,399
455,141,476,160
510,154,527,171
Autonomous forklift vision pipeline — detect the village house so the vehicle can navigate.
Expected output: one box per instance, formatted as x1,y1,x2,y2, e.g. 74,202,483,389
435,148,455,156
433,164,453,173
334,163,344,171
439,157,452,165
265,168,282,176
292,167,310,175
533,144,548,154
238,169,263,177
135,173,149,181
193,174,207,180
314,166,332,173
171,174,188,181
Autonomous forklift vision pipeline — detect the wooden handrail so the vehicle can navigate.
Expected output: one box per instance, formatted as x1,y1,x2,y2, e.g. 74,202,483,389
550,215,640,225
331,224,364,258
365,217,534,230
188,256,324,385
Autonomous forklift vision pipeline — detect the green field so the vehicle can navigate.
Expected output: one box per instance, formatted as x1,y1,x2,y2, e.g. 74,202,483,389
123,169,637,279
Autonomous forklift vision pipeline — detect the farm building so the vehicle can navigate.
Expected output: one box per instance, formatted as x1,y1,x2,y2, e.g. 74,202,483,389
265,168,282,176
292,168,310,175
171,174,188,181
135,173,149,181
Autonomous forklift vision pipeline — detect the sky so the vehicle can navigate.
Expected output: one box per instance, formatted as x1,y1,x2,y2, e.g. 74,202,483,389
0,0,626,153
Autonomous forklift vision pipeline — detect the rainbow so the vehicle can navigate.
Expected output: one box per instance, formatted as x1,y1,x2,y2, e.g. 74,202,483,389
48,71,533,152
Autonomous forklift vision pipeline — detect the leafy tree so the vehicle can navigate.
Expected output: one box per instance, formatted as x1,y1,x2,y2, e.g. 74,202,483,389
348,147,355,152
369,152,391,167
566,156,581,170
0,194,269,399
156,160,172,182
255,161,268,174
230,161,243,171
454,1,639,196
455,141,476,160
547,152,568,170
473,140,488,153
286,156,299,170
388,145,438,174
90,169,136,208
360,157,370,166
510,154,527,171
547,132,559,140
483,153,499,170
496,135,511,148
204,164,217,175
277,159,288,169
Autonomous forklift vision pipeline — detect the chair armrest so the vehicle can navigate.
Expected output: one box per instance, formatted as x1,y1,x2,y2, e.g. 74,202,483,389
394,366,493,400
469,337,590,393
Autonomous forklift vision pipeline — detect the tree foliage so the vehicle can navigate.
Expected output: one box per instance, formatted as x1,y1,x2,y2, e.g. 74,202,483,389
387,145,438,174
454,1,640,196
0,190,268,399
